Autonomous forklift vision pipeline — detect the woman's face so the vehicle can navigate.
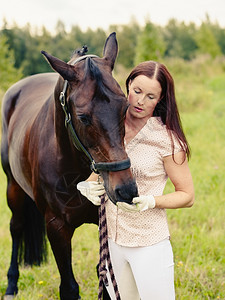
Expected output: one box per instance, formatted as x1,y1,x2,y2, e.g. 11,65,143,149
127,75,162,121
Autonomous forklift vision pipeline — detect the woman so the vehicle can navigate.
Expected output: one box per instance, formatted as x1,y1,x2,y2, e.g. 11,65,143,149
77,61,195,299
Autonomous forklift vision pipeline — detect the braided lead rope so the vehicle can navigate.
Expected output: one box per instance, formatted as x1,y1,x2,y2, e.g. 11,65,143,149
98,195,121,300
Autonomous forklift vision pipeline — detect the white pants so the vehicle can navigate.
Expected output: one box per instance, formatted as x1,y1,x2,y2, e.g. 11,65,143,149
105,238,175,300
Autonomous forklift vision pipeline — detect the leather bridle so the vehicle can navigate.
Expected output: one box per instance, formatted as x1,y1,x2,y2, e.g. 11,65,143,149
58,53,131,174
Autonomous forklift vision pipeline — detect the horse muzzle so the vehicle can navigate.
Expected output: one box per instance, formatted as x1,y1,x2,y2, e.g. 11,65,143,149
105,177,138,205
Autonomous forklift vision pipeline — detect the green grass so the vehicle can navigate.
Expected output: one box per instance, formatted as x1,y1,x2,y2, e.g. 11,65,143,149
0,57,225,299
165,67,225,299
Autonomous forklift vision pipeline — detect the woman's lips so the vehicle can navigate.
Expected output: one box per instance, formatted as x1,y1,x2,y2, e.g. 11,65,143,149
134,106,143,112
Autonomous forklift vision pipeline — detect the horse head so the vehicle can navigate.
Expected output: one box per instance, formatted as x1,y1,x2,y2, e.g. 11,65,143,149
41,32,138,205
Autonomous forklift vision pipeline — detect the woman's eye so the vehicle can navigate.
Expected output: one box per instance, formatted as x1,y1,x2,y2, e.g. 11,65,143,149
78,115,91,126
134,90,140,94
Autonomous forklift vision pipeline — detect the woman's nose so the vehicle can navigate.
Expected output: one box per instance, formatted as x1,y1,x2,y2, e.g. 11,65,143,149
137,96,145,105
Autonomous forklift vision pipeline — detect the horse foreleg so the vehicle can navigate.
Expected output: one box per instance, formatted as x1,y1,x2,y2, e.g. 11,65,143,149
46,210,80,300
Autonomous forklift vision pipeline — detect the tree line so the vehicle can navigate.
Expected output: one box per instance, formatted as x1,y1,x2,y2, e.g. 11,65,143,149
0,15,225,82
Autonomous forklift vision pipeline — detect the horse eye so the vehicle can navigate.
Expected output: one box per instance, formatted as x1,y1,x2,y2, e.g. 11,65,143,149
78,114,91,126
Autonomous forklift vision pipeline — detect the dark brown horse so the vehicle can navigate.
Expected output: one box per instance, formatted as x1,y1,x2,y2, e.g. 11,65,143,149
1,33,138,300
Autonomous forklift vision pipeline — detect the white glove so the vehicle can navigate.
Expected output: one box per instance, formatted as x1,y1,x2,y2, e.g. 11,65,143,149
77,181,105,206
117,195,155,212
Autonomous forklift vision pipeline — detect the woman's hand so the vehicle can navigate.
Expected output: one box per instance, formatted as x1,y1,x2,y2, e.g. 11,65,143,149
117,195,155,212
77,181,105,206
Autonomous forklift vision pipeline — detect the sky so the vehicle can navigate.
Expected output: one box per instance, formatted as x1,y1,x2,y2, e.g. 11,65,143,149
1,0,225,32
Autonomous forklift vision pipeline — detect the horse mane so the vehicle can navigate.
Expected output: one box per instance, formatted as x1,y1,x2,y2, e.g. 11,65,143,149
84,57,111,102
71,45,88,58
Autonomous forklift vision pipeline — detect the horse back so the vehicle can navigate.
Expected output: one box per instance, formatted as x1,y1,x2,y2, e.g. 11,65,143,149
1,73,59,197
2,73,58,128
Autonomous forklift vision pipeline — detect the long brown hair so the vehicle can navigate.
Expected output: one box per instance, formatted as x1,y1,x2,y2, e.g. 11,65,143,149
126,61,190,159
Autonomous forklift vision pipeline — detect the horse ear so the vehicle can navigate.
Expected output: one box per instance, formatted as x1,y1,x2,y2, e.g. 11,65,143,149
41,51,76,81
103,32,118,71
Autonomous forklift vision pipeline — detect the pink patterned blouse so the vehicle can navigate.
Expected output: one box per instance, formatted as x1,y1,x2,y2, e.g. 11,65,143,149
105,117,183,247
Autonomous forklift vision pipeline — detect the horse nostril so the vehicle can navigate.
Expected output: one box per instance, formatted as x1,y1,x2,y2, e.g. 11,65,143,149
115,181,138,204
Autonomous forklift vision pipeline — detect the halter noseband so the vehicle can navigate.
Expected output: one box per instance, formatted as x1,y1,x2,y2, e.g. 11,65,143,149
59,53,131,174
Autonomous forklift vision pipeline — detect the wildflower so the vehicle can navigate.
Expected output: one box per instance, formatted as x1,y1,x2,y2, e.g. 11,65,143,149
177,261,183,267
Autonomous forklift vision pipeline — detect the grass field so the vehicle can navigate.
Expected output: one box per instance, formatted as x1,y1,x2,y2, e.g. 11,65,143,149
0,57,225,299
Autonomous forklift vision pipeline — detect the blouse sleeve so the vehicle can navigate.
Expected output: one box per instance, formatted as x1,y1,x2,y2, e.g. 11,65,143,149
161,130,183,157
